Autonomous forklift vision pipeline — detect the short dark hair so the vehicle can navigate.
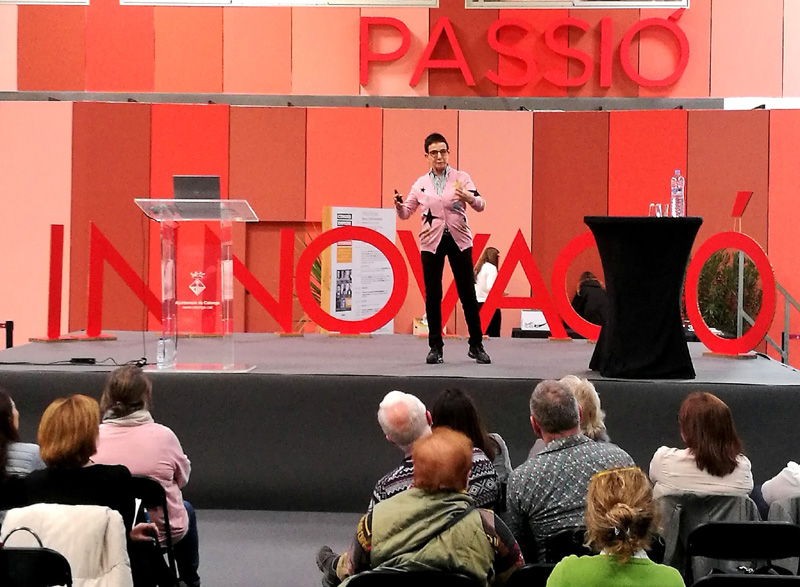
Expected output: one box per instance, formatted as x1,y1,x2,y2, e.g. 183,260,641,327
529,380,580,434
424,133,449,154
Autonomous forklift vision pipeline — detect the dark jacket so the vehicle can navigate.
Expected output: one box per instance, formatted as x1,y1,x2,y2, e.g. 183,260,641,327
571,280,608,326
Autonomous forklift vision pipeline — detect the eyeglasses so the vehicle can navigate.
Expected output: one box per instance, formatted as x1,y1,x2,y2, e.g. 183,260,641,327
427,149,449,158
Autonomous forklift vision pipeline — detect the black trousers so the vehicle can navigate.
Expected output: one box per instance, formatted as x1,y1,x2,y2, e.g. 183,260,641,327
421,232,483,350
477,302,501,337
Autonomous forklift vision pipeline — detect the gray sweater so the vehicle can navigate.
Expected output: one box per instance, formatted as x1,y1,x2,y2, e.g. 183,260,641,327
6,441,45,477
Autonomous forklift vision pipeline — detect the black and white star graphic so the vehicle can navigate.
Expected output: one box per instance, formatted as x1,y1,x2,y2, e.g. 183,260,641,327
422,209,437,226
420,187,426,193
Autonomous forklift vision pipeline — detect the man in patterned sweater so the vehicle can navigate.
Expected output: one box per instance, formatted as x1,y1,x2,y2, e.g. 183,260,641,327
369,390,499,511
506,380,635,562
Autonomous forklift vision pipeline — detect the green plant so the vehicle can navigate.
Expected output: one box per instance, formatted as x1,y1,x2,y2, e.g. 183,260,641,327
295,229,323,332
694,249,763,336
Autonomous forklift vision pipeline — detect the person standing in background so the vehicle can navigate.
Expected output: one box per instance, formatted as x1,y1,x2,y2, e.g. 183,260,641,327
475,247,502,337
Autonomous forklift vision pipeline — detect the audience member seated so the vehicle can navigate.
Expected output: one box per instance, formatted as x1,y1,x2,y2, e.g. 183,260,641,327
0,386,44,512
759,462,800,509
507,380,635,561
649,392,753,501
369,390,499,510
431,388,501,506
530,375,610,457
23,394,165,587
547,466,684,587
571,271,608,327
1,386,45,476
93,366,200,587
317,427,524,587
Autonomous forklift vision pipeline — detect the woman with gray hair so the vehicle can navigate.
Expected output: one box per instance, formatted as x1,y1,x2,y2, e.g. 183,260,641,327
529,375,609,457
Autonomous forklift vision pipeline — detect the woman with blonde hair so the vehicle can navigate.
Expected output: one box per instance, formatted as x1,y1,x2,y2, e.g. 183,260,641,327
23,395,163,586
649,391,752,500
560,375,609,443
474,246,502,337
547,467,683,587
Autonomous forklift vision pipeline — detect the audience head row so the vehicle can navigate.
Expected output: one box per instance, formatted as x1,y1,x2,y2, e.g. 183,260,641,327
377,387,496,459
12,366,157,470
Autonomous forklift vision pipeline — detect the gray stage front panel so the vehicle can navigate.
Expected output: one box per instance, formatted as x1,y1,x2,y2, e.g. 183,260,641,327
1,367,799,512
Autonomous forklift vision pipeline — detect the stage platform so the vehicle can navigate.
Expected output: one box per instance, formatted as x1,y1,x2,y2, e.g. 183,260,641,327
0,332,798,513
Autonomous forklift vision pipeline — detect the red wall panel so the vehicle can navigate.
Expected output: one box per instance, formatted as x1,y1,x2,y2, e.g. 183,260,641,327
460,110,533,337
687,110,769,253
608,110,688,216
382,109,459,335
229,106,306,222
223,8,292,95
567,9,639,98
767,111,800,364
154,7,223,93
533,112,608,301
150,104,230,199
428,0,498,97
305,108,383,223
148,104,230,330
70,102,152,332
710,0,783,98
86,0,154,92
496,9,568,98
18,6,85,91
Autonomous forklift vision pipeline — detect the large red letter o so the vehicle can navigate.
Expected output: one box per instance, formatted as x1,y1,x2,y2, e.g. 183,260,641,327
295,226,408,335
551,231,601,341
685,232,776,355
619,17,689,87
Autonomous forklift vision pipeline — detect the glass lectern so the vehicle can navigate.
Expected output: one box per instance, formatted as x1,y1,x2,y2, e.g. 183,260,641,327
135,199,259,372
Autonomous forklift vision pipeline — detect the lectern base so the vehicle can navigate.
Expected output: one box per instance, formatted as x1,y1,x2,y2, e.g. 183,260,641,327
145,363,256,374
29,334,118,343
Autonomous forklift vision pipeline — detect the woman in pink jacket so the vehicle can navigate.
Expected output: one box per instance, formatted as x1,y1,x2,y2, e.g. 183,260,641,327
93,366,200,587
395,132,490,366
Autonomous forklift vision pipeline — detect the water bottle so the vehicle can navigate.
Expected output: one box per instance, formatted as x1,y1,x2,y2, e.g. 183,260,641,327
670,169,685,217
157,337,167,369
157,336,177,369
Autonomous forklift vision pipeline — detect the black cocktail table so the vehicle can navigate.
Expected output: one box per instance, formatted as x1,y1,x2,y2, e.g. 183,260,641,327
585,216,703,379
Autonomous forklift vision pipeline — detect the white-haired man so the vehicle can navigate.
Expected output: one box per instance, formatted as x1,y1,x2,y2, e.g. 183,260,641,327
506,380,635,561
369,390,498,510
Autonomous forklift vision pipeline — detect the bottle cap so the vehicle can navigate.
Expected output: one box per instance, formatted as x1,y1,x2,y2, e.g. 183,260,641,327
675,169,681,174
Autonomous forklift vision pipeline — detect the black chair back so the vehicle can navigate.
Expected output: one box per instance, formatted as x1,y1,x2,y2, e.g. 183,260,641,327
347,569,482,586
0,547,73,587
506,563,556,587
693,576,800,586
131,475,178,583
686,522,800,584
544,527,592,563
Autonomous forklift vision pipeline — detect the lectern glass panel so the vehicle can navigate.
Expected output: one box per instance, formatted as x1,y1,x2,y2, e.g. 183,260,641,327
134,199,258,372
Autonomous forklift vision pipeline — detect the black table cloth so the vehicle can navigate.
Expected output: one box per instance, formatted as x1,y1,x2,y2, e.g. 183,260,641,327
585,216,703,379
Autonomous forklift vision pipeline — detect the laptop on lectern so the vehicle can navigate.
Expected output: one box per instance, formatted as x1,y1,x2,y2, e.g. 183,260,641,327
173,175,221,200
